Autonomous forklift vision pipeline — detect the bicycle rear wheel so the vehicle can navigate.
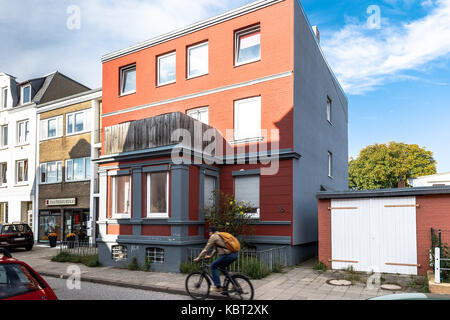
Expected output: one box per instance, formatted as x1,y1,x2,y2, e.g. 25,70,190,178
225,274,254,300
185,271,210,300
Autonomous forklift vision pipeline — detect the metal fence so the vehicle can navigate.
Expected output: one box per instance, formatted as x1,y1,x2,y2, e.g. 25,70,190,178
186,246,288,278
58,241,98,256
431,228,450,283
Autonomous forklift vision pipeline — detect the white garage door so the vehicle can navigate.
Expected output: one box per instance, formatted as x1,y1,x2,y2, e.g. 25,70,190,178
331,197,418,275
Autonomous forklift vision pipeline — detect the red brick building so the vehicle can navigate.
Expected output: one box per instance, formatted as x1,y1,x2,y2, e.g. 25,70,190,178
96,0,348,271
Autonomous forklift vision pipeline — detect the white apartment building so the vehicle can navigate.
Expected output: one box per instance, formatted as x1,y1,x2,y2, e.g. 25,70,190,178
0,71,90,233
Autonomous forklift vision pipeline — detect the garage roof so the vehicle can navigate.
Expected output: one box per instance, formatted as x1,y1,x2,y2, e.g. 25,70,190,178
317,186,450,199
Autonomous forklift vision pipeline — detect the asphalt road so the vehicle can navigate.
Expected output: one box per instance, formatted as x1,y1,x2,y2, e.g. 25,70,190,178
44,277,191,300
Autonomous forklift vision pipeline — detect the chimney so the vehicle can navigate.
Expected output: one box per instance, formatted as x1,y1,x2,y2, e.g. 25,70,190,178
398,177,406,188
312,25,320,44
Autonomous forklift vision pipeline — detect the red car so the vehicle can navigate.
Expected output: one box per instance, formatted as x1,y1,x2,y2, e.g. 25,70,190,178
0,248,57,300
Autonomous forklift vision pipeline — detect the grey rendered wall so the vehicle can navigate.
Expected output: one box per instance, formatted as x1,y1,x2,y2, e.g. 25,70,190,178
292,0,349,246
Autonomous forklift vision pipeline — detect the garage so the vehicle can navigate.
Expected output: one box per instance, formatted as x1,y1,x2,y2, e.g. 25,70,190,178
317,186,450,275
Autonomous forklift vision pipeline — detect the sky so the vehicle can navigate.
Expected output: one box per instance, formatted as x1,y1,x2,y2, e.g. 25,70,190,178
1,0,449,172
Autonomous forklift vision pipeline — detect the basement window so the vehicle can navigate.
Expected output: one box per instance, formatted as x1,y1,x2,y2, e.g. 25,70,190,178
111,245,128,261
146,247,164,264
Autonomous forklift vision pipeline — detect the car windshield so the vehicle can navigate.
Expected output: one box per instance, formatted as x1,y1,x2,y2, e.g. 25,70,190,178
0,264,44,299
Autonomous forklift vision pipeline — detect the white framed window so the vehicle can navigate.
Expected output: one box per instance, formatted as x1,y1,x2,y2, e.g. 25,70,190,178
235,175,260,219
234,96,261,142
1,88,8,109
40,161,63,184
157,52,176,86
21,85,31,105
327,97,332,124
40,116,63,140
187,107,209,125
66,109,91,135
204,175,216,208
111,175,131,218
66,157,91,181
112,245,128,261
16,159,28,184
187,42,208,79
0,163,7,186
0,203,7,223
17,120,29,145
235,26,261,66
328,151,333,178
146,247,164,264
146,171,169,218
0,125,7,148
120,65,136,96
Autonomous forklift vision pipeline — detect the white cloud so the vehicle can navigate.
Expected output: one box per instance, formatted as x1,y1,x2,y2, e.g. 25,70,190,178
322,0,450,94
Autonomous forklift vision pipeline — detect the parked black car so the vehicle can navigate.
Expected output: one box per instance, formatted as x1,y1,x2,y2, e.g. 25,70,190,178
0,223,34,251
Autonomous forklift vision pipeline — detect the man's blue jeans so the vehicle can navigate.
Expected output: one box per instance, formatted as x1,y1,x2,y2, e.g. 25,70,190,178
210,252,238,288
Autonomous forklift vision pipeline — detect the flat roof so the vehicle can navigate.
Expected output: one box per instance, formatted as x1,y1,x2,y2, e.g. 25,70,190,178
317,186,450,199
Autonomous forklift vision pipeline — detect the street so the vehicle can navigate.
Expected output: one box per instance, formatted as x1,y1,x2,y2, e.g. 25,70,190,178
44,277,191,300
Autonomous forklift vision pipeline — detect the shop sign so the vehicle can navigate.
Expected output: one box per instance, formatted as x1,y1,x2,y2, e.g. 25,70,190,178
46,198,76,206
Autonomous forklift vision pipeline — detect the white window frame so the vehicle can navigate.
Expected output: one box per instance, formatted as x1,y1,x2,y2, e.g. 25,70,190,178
65,157,91,182
21,84,31,105
0,125,7,148
233,96,262,143
146,247,165,264
66,109,91,136
16,159,28,184
235,26,261,66
327,97,332,124
157,52,176,86
187,42,209,79
1,87,7,109
204,175,217,208
120,65,136,96
111,175,132,219
111,245,128,261
17,120,29,145
0,163,7,187
187,106,209,125
234,175,260,219
146,172,169,219
40,116,63,141
328,151,333,178
40,161,63,184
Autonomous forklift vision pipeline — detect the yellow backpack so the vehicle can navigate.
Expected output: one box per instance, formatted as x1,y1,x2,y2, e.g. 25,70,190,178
217,232,241,253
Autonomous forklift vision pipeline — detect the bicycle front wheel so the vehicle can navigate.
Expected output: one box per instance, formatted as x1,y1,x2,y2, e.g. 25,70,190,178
225,274,254,300
185,271,210,300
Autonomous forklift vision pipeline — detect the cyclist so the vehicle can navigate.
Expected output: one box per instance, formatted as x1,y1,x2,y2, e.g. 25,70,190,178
194,226,239,293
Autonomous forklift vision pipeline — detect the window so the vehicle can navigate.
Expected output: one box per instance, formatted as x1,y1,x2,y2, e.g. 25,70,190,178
146,171,169,218
112,175,131,218
234,96,261,142
0,125,7,148
146,248,164,264
0,163,6,186
40,161,63,184
66,109,91,135
235,26,261,66
66,157,91,181
16,160,28,184
328,152,333,178
187,42,208,78
1,88,7,109
120,65,136,96
187,107,209,125
111,245,128,261
327,97,332,123
157,52,176,86
0,203,7,223
0,264,46,299
17,120,29,144
204,175,216,208
235,175,260,219
40,116,63,140
21,85,31,105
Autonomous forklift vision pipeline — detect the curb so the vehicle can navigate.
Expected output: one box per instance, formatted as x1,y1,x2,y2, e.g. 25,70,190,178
39,271,190,297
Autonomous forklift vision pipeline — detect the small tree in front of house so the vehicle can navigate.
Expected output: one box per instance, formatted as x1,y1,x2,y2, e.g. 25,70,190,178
202,191,255,239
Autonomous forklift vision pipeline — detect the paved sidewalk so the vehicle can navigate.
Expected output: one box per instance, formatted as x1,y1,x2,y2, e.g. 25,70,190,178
10,245,421,300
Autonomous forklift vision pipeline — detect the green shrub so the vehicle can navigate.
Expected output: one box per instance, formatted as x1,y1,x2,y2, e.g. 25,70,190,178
240,257,271,279
180,260,198,274
143,256,151,272
128,257,140,271
313,261,327,272
52,252,101,268
272,262,283,273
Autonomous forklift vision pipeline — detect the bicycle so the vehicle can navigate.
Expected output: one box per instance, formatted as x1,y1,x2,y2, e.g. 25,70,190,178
185,260,254,300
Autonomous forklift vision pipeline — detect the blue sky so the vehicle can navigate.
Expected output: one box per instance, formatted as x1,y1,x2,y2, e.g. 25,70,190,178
1,0,449,172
